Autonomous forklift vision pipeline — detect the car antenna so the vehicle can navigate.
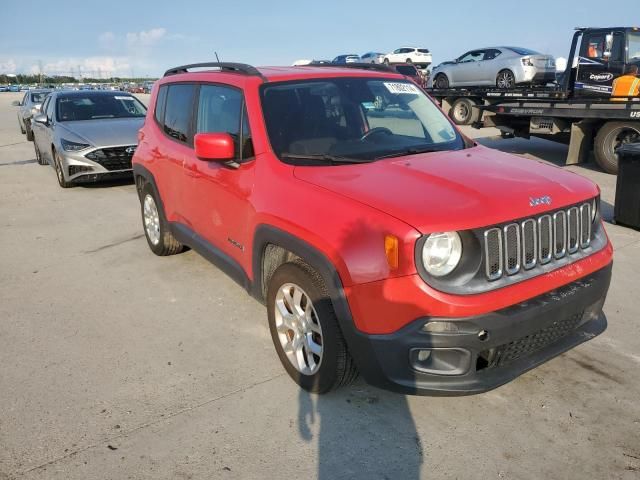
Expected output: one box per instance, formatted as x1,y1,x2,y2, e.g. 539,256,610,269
215,51,221,62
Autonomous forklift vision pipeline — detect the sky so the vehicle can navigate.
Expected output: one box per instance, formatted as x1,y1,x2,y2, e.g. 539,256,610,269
0,0,636,78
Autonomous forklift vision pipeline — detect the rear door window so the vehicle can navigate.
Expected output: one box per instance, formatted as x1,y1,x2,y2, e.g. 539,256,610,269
163,84,196,144
155,85,168,125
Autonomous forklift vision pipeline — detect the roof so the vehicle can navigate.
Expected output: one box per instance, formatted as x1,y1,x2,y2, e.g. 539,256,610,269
160,65,405,84
55,90,136,97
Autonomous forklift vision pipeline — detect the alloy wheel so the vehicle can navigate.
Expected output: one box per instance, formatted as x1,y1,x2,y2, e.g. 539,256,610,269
497,71,515,89
143,194,161,246
274,283,323,375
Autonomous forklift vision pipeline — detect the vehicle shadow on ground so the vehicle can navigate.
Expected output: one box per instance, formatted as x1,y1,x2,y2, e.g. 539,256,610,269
298,386,422,479
296,219,424,479
77,177,135,189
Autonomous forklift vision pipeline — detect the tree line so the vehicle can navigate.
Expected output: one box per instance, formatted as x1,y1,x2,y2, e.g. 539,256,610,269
0,74,156,84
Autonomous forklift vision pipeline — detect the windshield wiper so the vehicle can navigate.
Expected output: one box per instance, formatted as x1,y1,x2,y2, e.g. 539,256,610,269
375,147,445,160
280,153,373,164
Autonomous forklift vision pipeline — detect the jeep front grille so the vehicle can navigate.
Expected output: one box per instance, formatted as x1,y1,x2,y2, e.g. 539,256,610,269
484,203,591,281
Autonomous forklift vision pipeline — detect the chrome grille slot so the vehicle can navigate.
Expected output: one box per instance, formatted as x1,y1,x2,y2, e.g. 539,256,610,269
521,219,537,270
504,224,521,275
553,211,567,259
484,228,503,280
567,207,579,254
482,201,596,281
538,215,553,265
580,203,591,248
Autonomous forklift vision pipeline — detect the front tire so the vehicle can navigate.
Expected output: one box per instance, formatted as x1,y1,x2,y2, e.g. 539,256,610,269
267,262,358,393
383,58,389,65
34,142,47,165
497,69,516,89
594,122,640,175
140,183,183,255
434,73,449,89
53,149,72,188
25,122,34,141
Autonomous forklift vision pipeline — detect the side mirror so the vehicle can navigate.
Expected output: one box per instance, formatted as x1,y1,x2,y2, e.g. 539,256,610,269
11,100,20,106
33,114,48,125
604,33,614,58
194,132,235,161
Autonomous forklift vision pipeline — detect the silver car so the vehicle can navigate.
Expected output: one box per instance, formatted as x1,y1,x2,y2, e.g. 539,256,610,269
31,90,146,188
360,52,385,64
430,47,556,89
12,89,52,141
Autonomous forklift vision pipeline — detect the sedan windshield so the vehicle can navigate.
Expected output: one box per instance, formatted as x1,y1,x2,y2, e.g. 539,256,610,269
30,92,49,103
56,93,147,121
260,78,463,164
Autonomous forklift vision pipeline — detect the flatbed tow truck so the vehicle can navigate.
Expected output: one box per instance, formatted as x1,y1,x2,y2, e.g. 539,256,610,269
426,27,640,174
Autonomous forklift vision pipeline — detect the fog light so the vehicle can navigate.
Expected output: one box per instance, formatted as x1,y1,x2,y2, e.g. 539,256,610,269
417,350,431,361
410,348,471,376
422,321,460,334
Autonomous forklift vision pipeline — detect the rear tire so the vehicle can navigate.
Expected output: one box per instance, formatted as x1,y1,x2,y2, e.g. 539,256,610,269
140,183,183,256
594,122,640,175
449,97,480,126
267,262,358,393
434,73,449,89
406,58,412,64
383,58,389,65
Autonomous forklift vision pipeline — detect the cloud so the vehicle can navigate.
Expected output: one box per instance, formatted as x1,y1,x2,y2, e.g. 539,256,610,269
125,28,167,51
0,59,18,74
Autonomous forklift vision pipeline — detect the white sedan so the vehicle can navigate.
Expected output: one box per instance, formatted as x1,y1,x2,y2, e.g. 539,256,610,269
383,47,432,67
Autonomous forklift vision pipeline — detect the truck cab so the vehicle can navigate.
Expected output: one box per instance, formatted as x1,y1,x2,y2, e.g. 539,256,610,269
568,27,640,97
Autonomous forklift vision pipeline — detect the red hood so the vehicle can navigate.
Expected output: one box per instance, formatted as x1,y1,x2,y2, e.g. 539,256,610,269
293,145,599,233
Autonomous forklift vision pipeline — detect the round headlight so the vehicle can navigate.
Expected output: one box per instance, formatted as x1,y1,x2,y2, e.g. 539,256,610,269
591,197,598,222
422,232,463,277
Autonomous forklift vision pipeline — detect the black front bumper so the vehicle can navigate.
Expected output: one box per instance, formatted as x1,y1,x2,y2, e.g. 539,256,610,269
343,263,612,396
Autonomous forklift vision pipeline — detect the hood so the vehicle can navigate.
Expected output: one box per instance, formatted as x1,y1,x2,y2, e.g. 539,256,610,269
58,117,144,147
293,146,598,233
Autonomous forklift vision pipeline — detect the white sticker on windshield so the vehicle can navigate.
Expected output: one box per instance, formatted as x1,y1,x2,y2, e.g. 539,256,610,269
114,96,133,100
383,82,420,95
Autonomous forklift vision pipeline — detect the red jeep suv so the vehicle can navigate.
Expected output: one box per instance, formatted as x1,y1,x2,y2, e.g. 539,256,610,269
133,62,613,395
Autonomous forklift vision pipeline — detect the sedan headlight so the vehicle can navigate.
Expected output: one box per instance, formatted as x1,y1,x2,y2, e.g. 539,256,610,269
61,138,91,152
421,232,463,277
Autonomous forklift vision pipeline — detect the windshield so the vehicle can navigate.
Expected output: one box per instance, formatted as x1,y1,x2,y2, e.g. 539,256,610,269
260,78,463,164
30,92,49,103
56,93,147,121
507,47,540,56
629,33,640,61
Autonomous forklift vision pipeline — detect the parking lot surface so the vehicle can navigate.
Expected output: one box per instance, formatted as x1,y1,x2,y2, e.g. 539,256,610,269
1,91,639,479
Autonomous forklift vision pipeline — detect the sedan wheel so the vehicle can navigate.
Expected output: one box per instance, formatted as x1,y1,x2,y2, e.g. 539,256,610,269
497,70,516,89
54,151,71,188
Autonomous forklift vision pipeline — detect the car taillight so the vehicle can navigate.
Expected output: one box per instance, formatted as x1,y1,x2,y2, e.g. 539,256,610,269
521,57,534,66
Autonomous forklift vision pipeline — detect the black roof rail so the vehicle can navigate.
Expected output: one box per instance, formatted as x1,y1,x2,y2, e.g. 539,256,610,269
163,62,263,78
303,63,395,73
